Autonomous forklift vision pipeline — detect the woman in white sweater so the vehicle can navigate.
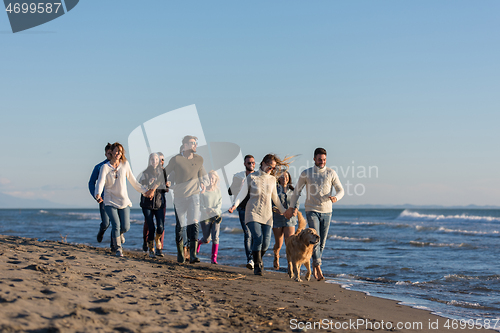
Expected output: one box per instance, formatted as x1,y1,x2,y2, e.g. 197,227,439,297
95,142,153,257
229,154,294,275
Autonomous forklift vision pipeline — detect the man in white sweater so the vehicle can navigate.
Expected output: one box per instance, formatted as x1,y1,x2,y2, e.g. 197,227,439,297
286,148,344,281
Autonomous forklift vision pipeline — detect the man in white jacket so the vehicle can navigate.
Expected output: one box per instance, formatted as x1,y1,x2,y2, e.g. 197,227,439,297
228,155,256,269
286,148,344,281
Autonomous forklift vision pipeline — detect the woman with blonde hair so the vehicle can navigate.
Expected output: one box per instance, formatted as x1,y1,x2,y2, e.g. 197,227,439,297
229,154,296,275
197,170,223,264
272,170,297,270
95,142,153,257
139,153,167,258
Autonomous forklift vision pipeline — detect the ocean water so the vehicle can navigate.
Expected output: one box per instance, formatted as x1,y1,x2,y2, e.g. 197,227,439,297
0,208,499,328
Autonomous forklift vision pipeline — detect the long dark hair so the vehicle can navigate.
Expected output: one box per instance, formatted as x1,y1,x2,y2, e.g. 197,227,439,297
277,170,294,191
144,153,160,174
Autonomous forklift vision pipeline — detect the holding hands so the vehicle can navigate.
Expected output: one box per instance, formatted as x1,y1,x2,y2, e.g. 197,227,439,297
95,194,103,204
145,189,155,199
284,207,298,219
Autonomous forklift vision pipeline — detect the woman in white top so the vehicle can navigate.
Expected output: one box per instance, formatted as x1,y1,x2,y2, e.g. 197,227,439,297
95,142,153,257
229,154,295,276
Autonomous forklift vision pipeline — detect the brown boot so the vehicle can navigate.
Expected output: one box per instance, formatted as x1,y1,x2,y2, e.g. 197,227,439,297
148,240,156,258
155,233,163,257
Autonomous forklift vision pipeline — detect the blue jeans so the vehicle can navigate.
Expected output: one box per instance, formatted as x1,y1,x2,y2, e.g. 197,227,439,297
98,202,110,231
247,222,272,252
174,194,200,244
238,209,253,261
175,211,199,243
200,216,221,244
105,206,130,240
306,211,332,266
142,208,165,242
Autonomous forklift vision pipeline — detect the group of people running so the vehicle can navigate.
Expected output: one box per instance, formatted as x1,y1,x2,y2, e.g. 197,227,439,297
88,136,344,280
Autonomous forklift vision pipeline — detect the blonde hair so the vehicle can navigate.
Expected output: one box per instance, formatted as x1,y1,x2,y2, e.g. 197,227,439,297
207,170,220,189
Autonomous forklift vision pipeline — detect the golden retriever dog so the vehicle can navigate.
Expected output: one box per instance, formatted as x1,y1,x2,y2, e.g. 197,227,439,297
285,212,320,282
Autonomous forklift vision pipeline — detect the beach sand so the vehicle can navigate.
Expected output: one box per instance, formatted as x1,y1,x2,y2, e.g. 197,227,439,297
0,235,493,332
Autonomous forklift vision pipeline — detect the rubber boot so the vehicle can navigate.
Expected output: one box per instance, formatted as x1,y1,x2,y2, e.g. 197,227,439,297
189,240,200,263
176,241,185,263
155,233,163,257
148,240,156,258
260,250,266,273
196,239,202,254
211,243,219,264
252,251,262,275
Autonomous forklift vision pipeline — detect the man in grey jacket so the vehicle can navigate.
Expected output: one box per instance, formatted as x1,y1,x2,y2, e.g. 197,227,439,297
164,135,209,264
286,148,344,281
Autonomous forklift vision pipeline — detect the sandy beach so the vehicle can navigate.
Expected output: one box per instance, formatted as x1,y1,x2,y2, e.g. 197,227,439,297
0,234,494,332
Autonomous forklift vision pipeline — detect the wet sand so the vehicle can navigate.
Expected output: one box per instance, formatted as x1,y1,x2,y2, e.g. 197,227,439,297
0,235,494,332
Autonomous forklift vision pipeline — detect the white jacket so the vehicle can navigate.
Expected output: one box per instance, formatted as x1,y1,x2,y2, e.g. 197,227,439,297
95,160,147,209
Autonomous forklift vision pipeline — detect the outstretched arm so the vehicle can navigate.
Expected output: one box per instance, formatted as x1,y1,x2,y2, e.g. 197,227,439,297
94,165,107,203
286,171,306,218
228,176,249,213
125,161,149,195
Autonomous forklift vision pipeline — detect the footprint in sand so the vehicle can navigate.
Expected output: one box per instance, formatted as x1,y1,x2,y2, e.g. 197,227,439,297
91,298,112,303
7,260,22,264
40,289,56,295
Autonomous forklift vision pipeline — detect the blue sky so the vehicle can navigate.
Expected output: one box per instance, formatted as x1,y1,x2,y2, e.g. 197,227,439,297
1,1,499,207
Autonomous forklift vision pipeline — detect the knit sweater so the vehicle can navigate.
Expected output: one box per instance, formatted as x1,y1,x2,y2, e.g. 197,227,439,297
95,160,147,209
233,169,287,226
200,188,222,220
289,166,344,213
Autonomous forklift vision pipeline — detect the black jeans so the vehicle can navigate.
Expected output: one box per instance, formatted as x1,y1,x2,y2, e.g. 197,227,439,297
142,208,165,242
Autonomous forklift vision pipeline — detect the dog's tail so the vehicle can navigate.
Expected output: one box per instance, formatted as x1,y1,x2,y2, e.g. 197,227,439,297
295,211,307,234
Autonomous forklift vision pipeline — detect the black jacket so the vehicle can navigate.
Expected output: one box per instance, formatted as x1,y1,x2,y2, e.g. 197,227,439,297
139,167,166,210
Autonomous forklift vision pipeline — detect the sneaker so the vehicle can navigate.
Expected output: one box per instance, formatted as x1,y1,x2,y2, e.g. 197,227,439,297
149,250,156,258
116,248,124,257
96,229,105,243
155,249,164,257
246,259,254,270
120,233,125,244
